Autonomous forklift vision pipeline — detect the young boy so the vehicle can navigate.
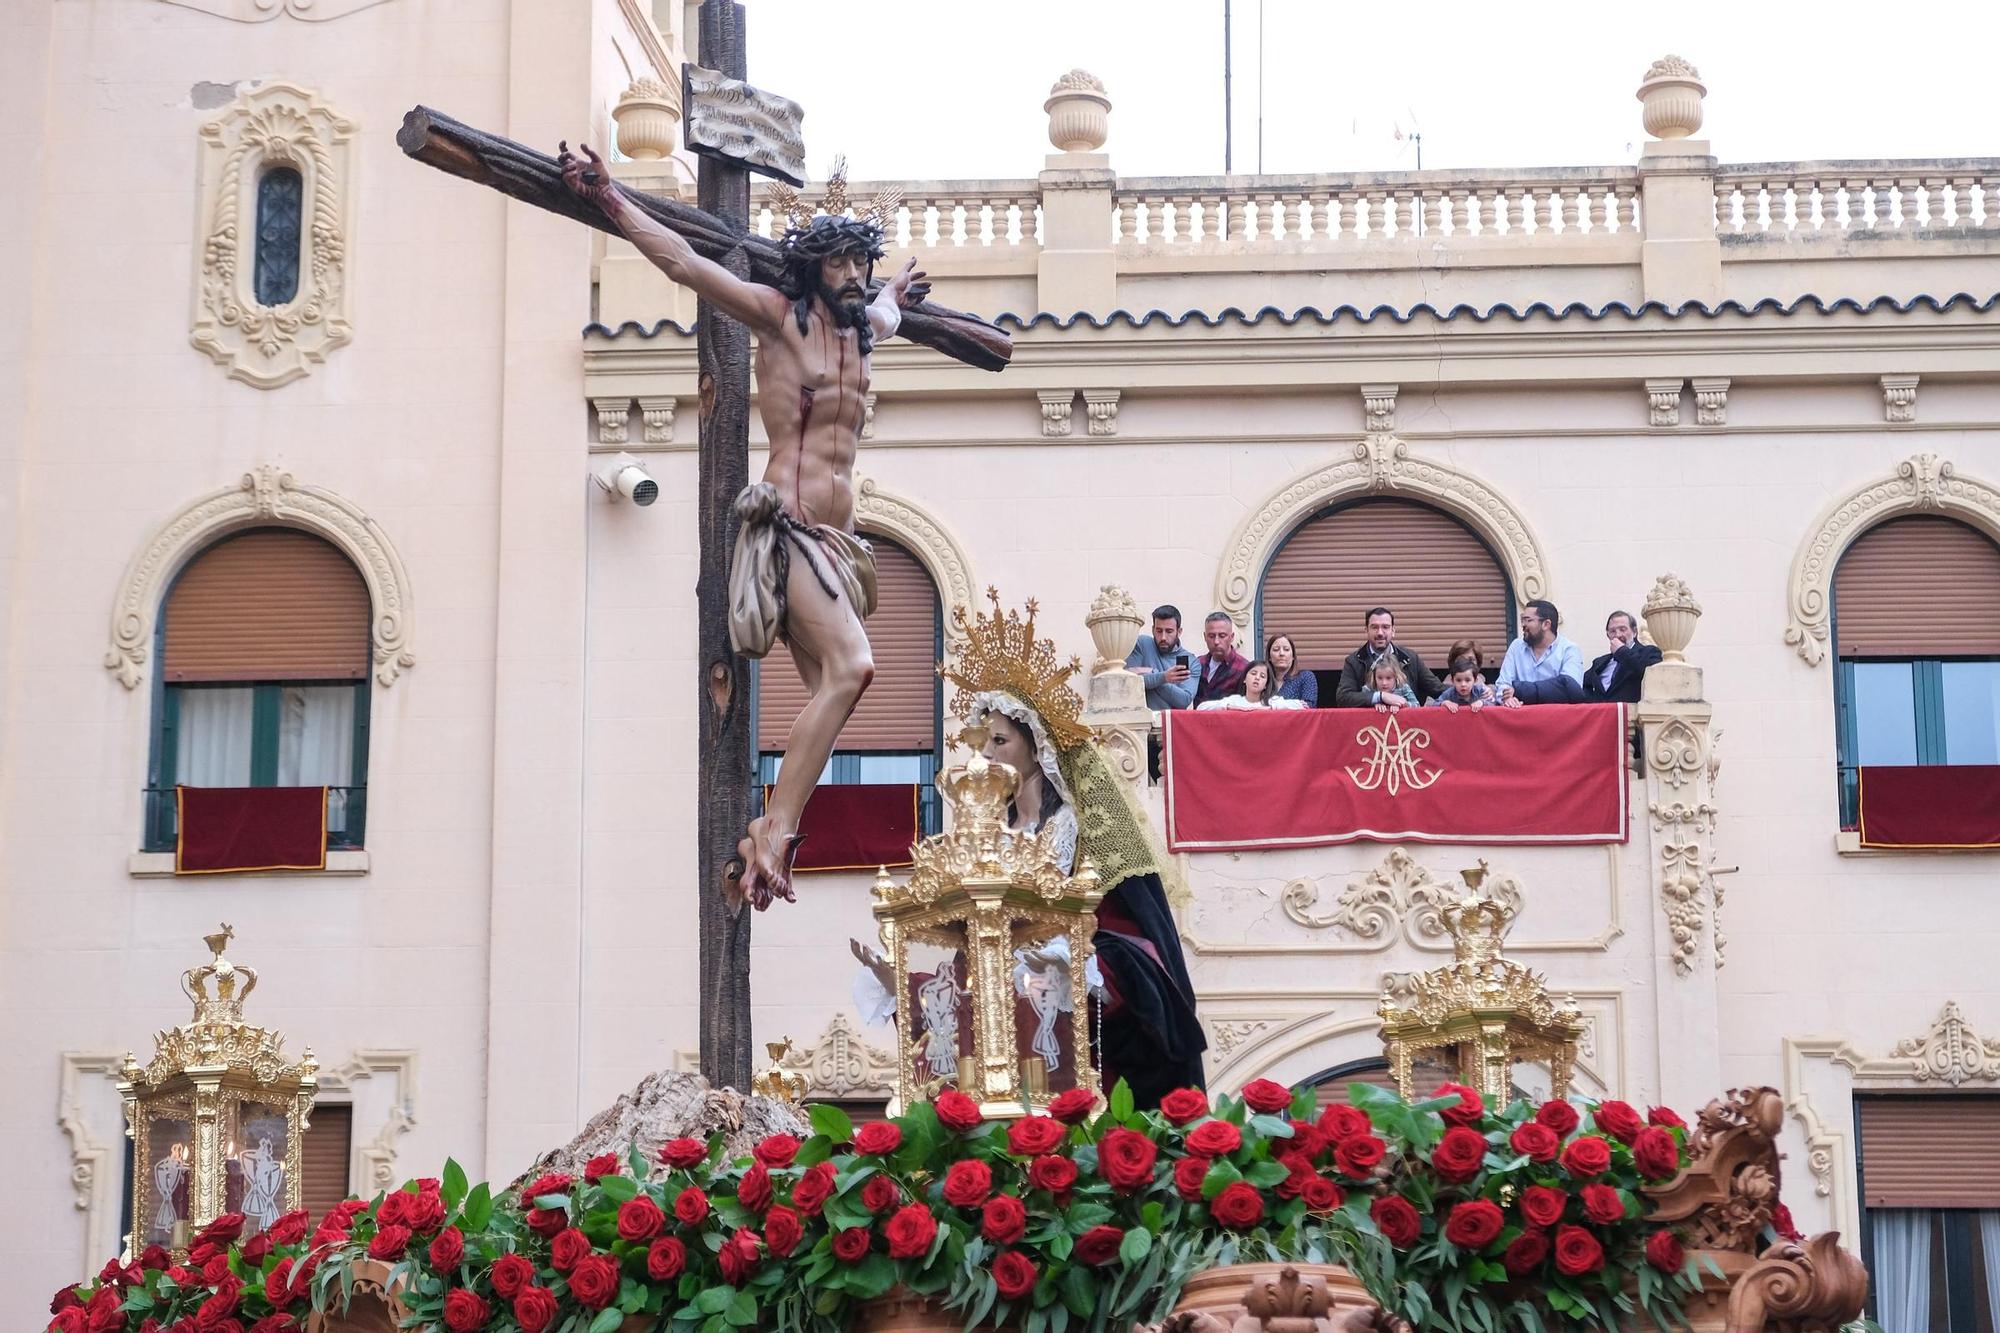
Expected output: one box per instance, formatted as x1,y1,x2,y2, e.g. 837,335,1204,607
1426,656,1494,712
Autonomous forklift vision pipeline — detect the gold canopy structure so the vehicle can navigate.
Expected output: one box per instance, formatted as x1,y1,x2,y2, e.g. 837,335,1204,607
872,720,1105,1118
1378,865,1587,1103
118,926,317,1255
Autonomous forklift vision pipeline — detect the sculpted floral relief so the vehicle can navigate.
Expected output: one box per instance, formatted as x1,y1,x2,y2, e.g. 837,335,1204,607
1282,847,1521,944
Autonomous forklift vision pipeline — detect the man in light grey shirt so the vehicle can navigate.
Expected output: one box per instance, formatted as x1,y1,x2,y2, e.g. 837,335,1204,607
1496,599,1586,706
1126,604,1195,711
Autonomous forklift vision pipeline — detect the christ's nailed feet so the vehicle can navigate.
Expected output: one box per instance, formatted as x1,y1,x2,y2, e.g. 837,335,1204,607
730,816,803,911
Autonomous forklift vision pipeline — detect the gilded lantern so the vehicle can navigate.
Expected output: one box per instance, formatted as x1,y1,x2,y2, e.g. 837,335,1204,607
872,725,1105,1118
1378,865,1587,1103
119,925,317,1255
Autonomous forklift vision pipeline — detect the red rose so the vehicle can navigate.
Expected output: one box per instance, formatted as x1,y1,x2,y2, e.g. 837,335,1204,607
1773,1203,1803,1242
139,1247,171,1273
241,1233,273,1265
1371,1195,1422,1248
754,1134,800,1169
1435,1082,1486,1127
520,1174,572,1204
1646,1229,1686,1273
1006,1116,1066,1156
1027,1154,1079,1193
1593,1100,1643,1144
1210,1181,1265,1230
368,1225,412,1261
263,1261,296,1309
524,1207,566,1238
646,1236,686,1280
1560,1135,1612,1179
90,1290,129,1333
1582,1184,1626,1225
884,1204,939,1259
1648,1105,1687,1130
763,1205,804,1258
1185,1120,1243,1158
248,1317,297,1333
1302,1177,1343,1213
1444,1199,1505,1250
428,1226,465,1270
1509,1122,1561,1164
1334,1133,1388,1178
1097,1128,1159,1193
201,1253,231,1284
674,1186,711,1225
1431,1126,1489,1183
1047,1089,1097,1124
717,1228,761,1286
737,1163,774,1213
934,1091,983,1133
570,1253,620,1309
981,1194,1027,1245
1554,1224,1605,1276
617,1196,666,1242
198,1214,247,1246
1159,1089,1209,1125
1534,1101,1581,1136
791,1161,836,1216
1275,1152,1316,1200
861,1176,901,1213
658,1138,707,1169
1287,1120,1328,1162
442,1289,490,1333
268,1210,309,1247
832,1228,871,1263
1240,1079,1294,1114
196,1288,242,1333
992,1250,1038,1301
1502,1229,1550,1277
1318,1104,1371,1143
49,1311,86,1333
513,1286,558,1333
1632,1127,1680,1181
1074,1225,1125,1266
1520,1184,1568,1229
1174,1156,1211,1202
549,1227,591,1273
854,1122,902,1156
943,1159,994,1208
584,1153,621,1183
489,1254,534,1300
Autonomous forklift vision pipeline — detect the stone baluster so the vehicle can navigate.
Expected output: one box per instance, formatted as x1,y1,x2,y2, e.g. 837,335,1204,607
1712,182,1737,233
1229,194,1253,242
1982,175,2000,227
1425,191,1448,234
1340,190,1364,238
1081,586,1152,787
1615,184,1639,231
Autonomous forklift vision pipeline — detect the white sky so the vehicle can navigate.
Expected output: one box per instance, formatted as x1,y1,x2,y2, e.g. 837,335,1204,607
737,0,2000,182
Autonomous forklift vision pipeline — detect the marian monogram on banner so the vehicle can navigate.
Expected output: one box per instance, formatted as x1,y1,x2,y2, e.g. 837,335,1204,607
1345,714,1443,795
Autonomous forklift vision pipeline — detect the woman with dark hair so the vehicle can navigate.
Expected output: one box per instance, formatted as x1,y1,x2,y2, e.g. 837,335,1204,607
1264,633,1318,706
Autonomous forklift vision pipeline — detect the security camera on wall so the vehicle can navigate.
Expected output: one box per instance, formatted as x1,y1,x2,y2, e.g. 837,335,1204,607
593,453,659,506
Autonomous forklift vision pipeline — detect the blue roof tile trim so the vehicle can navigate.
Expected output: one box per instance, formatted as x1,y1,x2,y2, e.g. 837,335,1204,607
582,291,2000,340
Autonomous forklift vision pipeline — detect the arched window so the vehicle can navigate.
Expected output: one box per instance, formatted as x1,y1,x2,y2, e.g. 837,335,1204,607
1833,516,2000,825
253,167,304,306
755,537,944,832
1258,499,1516,696
145,529,373,853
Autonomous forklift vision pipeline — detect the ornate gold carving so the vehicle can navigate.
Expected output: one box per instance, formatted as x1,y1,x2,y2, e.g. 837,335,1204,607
1344,714,1441,794
941,590,1087,748
852,477,977,649
106,464,416,690
752,1040,811,1103
779,1015,898,1098
1890,1000,2000,1086
1786,452,2000,665
191,84,355,387
1216,435,1549,635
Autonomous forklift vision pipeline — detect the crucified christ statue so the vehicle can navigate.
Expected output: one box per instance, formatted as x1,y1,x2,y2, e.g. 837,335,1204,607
560,143,926,910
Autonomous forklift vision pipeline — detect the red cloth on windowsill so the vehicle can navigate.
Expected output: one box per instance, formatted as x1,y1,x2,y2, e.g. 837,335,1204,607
770,783,920,872
1856,765,2000,849
176,786,328,873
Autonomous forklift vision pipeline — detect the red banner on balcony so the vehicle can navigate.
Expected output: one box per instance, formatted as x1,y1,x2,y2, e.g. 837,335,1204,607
770,783,921,873
1857,765,2000,849
1162,704,1629,851
175,786,328,874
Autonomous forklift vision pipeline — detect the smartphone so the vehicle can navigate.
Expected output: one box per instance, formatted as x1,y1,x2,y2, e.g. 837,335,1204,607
1176,653,1190,669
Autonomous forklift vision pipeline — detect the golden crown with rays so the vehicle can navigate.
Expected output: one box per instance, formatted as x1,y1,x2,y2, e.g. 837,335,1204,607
767,155,905,235
940,588,1089,750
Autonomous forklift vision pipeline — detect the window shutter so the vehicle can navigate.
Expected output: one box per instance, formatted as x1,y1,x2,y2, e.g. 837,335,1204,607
164,530,372,682
300,1103,353,1224
1858,1095,2000,1208
1309,1059,1451,1109
1835,517,2000,658
757,539,939,753
1258,501,1514,677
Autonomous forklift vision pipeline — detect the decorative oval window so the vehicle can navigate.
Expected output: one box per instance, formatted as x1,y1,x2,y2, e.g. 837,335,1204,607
253,167,304,306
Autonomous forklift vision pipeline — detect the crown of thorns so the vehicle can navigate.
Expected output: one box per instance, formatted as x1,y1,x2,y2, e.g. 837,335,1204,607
769,155,903,251
778,213,887,263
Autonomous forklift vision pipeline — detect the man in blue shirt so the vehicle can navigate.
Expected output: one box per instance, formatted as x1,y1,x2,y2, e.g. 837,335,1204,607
1126,604,1195,711
1496,599,1586,706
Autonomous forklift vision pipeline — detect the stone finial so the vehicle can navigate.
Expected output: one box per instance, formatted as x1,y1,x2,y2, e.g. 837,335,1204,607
1084,585,1143,673
1044,70,1111,153
614,78,680,160
1637,55,1706,140
1642,574,1702,663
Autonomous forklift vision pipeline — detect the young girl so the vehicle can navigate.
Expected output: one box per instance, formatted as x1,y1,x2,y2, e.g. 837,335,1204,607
1427,655,1494,711
1370,654,1419,711
1198,660,1307,710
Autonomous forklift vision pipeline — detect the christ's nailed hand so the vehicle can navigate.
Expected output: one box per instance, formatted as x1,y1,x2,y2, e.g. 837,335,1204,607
557,140,618,213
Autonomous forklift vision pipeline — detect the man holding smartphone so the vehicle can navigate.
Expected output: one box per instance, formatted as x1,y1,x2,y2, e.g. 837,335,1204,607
1127,604,1195,783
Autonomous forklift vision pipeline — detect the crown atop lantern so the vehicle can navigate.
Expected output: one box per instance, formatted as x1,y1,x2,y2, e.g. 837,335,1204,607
121,924,316,1092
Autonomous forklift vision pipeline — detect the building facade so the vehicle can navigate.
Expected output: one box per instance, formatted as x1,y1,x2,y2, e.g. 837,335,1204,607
5,5,2000,1329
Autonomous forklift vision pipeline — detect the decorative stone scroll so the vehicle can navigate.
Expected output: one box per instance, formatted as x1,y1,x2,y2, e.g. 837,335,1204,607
1216,435,1550,634
1784,452,2000,665
852,477,977,649
160,0,394,20
776,1014,898,1099
191,83,356,387
105,464,416,689
1281,846,1522,945
1038,390,1077,438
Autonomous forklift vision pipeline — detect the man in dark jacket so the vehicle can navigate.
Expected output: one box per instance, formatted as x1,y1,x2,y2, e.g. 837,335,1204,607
1334,607,1442,707
1191,611,1251,706
1584,609,1663,703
